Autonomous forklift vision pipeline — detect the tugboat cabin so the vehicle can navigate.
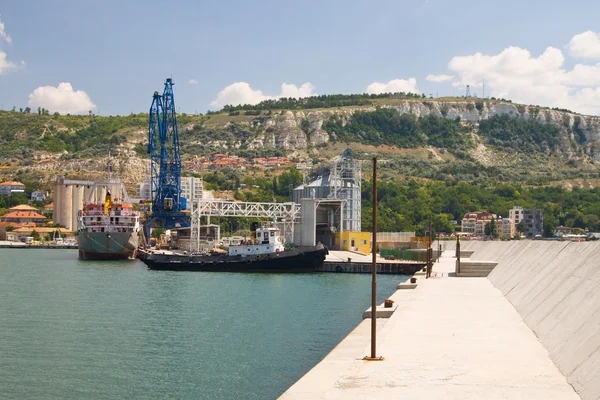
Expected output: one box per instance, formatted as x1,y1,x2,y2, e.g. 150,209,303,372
227,226,285,257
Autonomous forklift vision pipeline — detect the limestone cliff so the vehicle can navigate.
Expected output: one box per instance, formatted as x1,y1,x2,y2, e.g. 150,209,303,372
3,99,600,187
193,101,600,158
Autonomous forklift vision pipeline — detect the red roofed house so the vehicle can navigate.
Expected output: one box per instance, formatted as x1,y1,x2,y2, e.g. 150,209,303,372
0,181,25,196
8,204,39,212
2,210,47,224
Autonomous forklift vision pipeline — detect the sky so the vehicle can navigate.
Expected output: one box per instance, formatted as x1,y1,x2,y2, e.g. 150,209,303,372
1,0,600,116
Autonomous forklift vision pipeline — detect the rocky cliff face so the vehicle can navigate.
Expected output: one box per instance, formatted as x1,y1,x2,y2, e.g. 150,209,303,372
19,100,600,187
208,101,600,157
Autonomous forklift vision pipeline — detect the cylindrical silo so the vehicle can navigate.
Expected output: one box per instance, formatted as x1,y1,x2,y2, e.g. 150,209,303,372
53,182,62,226
97,186,107,205
60,184,69,227
83,185,93,205
63,185,73,232
72,185,84,231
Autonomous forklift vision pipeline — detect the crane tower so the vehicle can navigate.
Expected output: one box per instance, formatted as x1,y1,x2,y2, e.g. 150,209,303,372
144,78,189,240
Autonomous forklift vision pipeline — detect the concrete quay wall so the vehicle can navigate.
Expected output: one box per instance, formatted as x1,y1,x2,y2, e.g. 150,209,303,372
466,240,600,400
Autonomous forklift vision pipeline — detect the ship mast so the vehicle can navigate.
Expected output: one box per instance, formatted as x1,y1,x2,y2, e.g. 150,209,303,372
107,151,112,184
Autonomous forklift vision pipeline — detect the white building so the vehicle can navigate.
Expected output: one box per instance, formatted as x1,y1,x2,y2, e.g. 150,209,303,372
180,177,203,209
31,190,46,202
136,176,205,209
136,177,152,201
0,181,25,196
509,206,524,227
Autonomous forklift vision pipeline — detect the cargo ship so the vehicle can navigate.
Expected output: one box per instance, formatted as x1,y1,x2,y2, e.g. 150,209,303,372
138,226,328,272
76,160,140,260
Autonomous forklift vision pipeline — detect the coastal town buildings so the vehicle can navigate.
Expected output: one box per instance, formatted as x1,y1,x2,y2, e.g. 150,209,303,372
180,177,204,206
461,212,513,239
30,190,46,201
461,211,494,235
495,217,514,239
0,181,25,196
1,205,47,224
509,206,543,238
181,154,296,172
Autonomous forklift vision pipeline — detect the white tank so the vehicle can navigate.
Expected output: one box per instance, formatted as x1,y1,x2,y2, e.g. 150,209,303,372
63,185,73,231
97,187,107,205
83,185,94,204
72,185,84,231
53,183,62,226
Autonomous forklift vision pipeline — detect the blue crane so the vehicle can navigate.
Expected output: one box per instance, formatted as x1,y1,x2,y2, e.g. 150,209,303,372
144,78,189,241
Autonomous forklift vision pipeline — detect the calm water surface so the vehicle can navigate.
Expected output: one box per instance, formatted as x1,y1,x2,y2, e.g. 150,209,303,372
0,249,404,399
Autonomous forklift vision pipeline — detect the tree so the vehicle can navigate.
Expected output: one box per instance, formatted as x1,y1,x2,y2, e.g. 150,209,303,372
24,107,31,113
31,230,41,241
516,221,525,237
484,218,497,237
151,228,164,239
37,107,41,115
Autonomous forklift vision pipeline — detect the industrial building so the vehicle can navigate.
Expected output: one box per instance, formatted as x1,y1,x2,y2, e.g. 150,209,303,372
185,149,364,252
292,148,362,249
53,177,129,232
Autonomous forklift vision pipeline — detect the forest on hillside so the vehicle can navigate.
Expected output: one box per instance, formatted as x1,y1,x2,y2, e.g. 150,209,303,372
200,167,600,237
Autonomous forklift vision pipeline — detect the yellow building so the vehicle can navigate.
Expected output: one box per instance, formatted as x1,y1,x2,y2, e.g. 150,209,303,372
336,231,372,254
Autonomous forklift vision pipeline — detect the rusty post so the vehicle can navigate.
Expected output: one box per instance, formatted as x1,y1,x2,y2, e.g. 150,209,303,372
364,157,383,361
426,219,432,278
456,235,461,276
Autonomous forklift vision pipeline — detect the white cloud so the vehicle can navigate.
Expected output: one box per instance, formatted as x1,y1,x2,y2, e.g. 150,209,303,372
0,17,19,75
210,81,316,108
280,82,315,98
0,49,17,75
429,32,600,115
365,78,420,94
0,18,11,44
568,31,600,59
426,74,454,82
28,82,96,114
189,79,198,85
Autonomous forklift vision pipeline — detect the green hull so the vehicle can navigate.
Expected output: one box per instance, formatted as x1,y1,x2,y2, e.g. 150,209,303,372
78,231,138,260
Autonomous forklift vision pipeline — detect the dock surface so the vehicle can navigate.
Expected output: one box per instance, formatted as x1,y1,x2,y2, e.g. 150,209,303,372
281,252,579,399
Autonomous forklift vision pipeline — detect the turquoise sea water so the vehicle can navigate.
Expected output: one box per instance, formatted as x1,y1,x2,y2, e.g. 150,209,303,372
0,249,404,399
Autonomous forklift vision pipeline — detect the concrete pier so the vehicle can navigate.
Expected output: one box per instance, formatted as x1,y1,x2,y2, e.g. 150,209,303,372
281,250,580,399
321,250,425,274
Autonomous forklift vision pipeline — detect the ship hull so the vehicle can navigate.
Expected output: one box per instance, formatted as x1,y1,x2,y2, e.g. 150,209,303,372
138,246,328,273
78,232,139,260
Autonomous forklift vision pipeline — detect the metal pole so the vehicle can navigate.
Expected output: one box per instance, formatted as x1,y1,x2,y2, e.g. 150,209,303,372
364,157,382,361
371,158,377,359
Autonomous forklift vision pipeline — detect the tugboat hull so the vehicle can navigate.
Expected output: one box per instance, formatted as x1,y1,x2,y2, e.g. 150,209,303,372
138,246,328,273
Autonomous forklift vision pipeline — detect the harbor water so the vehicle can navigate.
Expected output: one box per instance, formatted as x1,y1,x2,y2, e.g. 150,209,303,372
0,249,405,399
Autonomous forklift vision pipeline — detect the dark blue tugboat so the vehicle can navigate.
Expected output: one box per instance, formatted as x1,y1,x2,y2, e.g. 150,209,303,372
137,226,328,272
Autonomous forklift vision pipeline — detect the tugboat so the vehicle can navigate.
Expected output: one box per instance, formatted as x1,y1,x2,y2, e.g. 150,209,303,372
137,226,328,272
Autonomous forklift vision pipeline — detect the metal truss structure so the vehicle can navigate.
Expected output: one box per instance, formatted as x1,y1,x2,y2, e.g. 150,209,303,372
329,148,362,232
190,200,301,245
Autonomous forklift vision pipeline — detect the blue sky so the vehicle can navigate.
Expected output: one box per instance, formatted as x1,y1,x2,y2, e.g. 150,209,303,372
1,0,600,115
